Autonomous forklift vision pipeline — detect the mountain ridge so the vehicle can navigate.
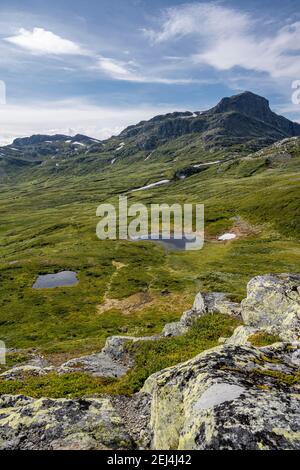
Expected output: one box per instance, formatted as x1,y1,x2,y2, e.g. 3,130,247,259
1,91,300,181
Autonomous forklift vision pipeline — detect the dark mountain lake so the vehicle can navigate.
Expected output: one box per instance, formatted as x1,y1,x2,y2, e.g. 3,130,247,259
33,271,78,289
129,234,202,251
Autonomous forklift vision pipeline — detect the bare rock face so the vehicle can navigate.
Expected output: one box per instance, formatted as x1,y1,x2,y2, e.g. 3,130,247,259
0,395,133,450
143,342,300,450
241,274,300,341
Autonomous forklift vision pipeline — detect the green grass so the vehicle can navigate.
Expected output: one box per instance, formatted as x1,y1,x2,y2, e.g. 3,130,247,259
0,139,299,397
0,313,240,397
249,332,282,347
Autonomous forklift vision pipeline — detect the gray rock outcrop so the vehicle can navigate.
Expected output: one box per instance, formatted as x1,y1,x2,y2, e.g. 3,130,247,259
163,291,241,337
241,274,300,341
1,273,300,450
143,342,300,450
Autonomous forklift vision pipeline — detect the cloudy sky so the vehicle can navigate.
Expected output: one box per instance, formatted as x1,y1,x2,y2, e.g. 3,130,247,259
0,0,300,144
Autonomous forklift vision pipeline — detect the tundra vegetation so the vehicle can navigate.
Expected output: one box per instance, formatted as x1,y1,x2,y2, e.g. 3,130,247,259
0,92,299,397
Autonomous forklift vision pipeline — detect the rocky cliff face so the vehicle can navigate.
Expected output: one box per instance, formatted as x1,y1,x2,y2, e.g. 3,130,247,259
0,273,299,450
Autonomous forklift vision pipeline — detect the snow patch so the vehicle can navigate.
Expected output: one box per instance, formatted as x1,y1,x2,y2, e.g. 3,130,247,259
145,151,154,161
72,142,86,147
181,112,198,119
131,179,170,192
193,160,221,168
116,142,125,151
218,233,237,241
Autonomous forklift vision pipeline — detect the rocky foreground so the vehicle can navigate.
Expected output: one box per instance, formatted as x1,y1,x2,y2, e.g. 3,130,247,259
0,274,299,450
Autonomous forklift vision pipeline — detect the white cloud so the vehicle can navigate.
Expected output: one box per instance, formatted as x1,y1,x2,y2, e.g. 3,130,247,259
97,57,140,81
196,22,300,79
96,56,199,84
3,26,197,84
0,99,176,145
144,3,250,43
144,3,300,80
4,27,88,56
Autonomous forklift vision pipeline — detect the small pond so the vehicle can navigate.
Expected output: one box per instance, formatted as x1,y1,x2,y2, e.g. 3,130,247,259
33,271,78,289
129,234,202,251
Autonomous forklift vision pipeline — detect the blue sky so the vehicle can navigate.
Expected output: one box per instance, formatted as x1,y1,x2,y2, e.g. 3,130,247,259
0,0,300,143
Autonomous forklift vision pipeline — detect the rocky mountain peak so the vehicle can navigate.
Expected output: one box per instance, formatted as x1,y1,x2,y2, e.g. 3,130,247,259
209,91,272,122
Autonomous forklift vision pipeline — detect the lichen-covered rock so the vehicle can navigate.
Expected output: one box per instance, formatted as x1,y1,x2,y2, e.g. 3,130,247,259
191,292,241,319
143,342,300,450
163,292,241,338
60,351,131,378
225,325,259,345
0,365,55,381
241,274,300,341
1,335,160,381
162,321,189,337
214,300,241,318
60,334,159,378
192,292,226,315
0,395,133,450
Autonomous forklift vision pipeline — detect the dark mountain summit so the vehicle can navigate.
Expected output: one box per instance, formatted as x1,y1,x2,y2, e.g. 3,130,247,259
208,91,300,137
209,91,272,120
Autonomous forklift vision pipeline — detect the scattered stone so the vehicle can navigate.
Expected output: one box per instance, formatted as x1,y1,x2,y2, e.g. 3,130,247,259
111,393,152,449
162,321,189,337
0,365,55,381
60,351,131,378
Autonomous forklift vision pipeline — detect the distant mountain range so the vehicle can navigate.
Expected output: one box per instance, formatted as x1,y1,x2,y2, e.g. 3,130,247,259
1,91,300,180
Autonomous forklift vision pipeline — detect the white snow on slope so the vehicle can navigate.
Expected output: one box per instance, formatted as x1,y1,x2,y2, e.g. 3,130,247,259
218,233,237,241
116,142,125,151
131,179,170,192
193,160,221,168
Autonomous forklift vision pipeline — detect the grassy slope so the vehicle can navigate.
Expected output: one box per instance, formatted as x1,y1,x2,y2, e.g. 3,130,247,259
0,141,299,395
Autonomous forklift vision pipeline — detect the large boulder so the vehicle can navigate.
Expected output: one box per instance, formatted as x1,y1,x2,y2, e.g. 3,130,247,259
241,274,300,341
143,342,300,450
0,395,133,450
